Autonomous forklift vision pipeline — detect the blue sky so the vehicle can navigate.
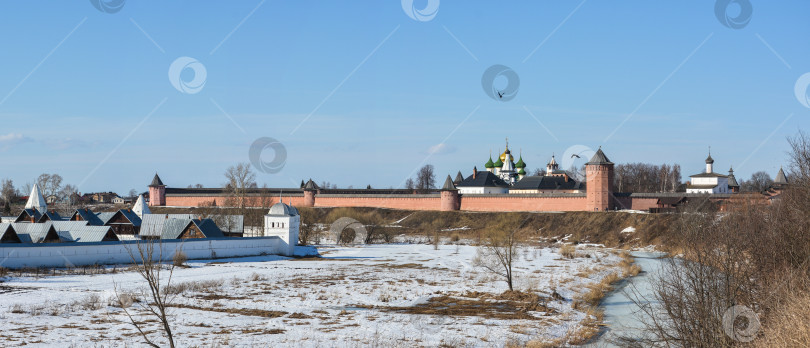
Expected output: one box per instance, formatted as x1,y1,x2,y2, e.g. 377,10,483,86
0,1,808,194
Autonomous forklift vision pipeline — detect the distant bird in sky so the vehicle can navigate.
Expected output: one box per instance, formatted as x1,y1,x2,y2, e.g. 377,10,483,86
497,90,504,99
571,154,581,158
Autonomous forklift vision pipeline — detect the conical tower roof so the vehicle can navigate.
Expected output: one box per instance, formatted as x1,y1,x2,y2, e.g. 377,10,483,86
132,194,151,218
303,178,318,191
454,171,464,184
25,184,47,212
150,173,165,187
727,167,739,188
586,147,613,165
775,167,788,185
441,175,457,191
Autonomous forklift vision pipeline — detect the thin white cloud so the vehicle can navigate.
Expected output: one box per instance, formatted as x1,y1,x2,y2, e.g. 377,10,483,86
0,133,32,150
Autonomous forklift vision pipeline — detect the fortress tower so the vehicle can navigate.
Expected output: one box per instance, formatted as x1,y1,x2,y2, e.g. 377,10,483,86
440,175,460,211
585,148,614,212
148,173,166,207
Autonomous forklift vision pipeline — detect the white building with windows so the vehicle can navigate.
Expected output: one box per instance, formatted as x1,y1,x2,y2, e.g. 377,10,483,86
263,201,300,256
686,152,733,194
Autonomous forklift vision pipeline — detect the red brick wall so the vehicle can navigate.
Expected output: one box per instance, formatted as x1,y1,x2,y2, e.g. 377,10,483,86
614,196,658,211
164,193,656,213
165,195,307,208
460,195,587,212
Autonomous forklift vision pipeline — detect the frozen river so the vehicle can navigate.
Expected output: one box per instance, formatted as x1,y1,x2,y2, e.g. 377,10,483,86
590,251,668,347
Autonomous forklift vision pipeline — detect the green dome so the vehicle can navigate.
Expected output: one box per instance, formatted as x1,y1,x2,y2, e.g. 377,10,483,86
518,168,526,175
515,156,526,168
493,157,504,167
484,156,495,168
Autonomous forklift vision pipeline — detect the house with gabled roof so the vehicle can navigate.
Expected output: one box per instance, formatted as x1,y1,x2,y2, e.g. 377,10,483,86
71,208,106,226
139,214,224,240
12,223,62,243
0,224,22,243
103,209,142,235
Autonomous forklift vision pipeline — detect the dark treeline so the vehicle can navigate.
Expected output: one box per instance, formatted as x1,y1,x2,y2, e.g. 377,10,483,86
614,163,682,193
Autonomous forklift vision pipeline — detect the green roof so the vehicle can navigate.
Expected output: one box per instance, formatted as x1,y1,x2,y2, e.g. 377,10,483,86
493,157,504,167
515,156,526,168
484,156,495,168
518,168,526,175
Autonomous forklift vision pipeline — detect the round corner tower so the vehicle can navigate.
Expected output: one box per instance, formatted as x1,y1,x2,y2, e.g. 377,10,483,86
440,175,460,211
585,148,614,212
302,179,317,207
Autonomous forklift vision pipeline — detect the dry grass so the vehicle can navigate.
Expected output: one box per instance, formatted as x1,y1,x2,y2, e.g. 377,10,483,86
574,273,620,309
755,289,810,347
618,251,642,277
381,290,554,320
559,244,577,259
165,303,287,318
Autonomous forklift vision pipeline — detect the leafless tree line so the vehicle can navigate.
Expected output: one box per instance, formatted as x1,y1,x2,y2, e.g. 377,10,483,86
614,163,682,193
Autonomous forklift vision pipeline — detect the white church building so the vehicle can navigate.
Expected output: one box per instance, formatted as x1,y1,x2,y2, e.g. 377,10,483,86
686,152,735,194
263,201,299,256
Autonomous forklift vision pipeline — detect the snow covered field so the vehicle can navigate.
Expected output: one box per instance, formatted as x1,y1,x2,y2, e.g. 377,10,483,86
0,243,625,347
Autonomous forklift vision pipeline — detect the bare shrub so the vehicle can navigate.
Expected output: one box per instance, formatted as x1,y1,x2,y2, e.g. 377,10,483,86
172,251,188,267
112,292,139,309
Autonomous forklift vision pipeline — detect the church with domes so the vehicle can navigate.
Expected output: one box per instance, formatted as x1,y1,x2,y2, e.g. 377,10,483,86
456,139,584,194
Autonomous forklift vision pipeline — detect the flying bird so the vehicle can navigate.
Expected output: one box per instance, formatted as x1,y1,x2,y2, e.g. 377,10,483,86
497,90,504,99
571,154,581,158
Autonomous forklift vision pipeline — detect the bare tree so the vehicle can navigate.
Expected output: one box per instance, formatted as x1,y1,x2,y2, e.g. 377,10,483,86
116,239,177,348
224,163,256,209
37,173,63,199
128,189,138,198
1,179,16,204
404,178,415,190
415,164,436,192
740,171,773,192
473,214,525,291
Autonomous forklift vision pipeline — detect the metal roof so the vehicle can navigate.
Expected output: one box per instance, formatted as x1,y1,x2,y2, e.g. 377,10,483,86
24,185,47,212
456,171,510,188
11,223,59,243
58,226,118,243
775,167,788,184
689,172,728,178
96,212,116,225
73,208,105,226
0,223,20,243
511,175,582,190
139,214,196,237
